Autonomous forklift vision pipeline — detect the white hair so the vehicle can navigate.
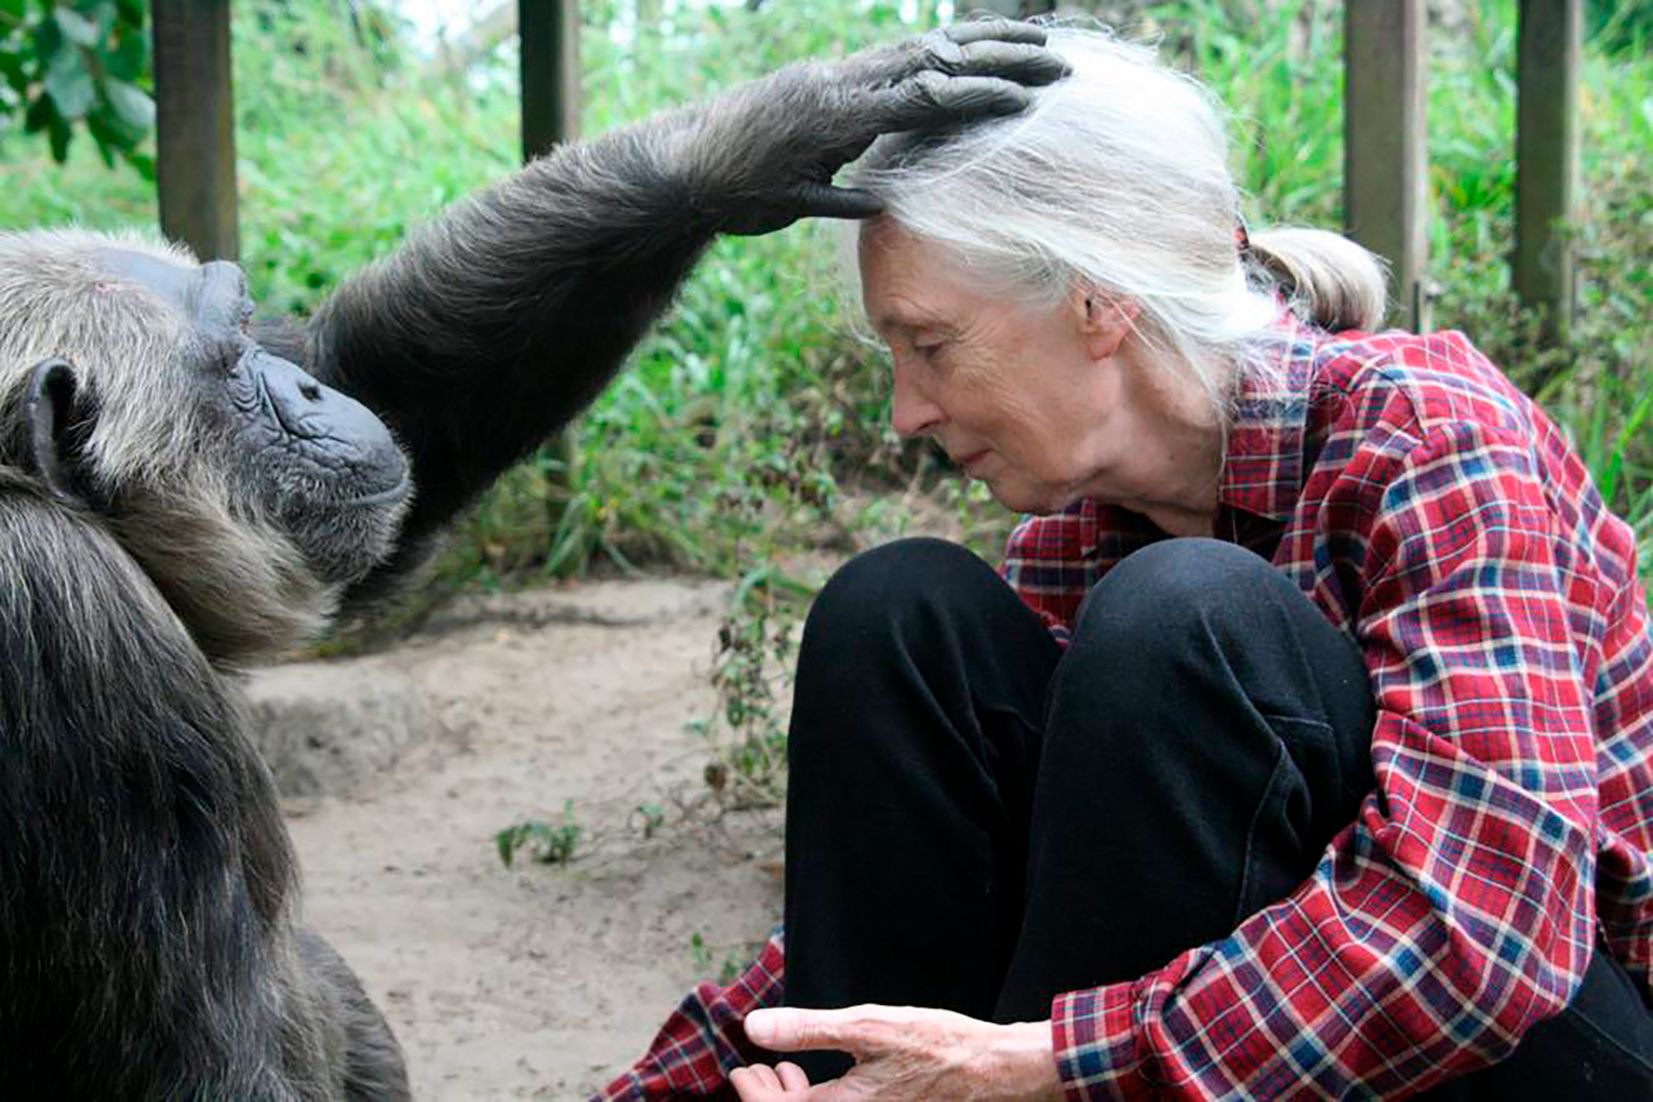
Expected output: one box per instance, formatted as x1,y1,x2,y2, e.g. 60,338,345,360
847,24,1387,415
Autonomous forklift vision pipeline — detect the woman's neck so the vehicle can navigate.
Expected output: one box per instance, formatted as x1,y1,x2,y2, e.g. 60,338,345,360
1086,350,1229,534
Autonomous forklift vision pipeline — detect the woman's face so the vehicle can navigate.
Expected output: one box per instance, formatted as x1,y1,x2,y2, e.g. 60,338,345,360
858,219,1219,522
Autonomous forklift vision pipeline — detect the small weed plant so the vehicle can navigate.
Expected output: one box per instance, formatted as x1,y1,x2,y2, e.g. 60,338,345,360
495,800,583,868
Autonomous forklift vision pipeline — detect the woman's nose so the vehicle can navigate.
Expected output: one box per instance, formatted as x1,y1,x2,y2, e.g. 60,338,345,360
889,366,944,438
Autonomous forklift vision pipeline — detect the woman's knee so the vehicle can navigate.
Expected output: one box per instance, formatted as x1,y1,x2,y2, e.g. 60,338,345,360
1059,536,1347,737
802,537,1005,653
790,538,1051,766
1055,537,1370,810
1070,537,1285,655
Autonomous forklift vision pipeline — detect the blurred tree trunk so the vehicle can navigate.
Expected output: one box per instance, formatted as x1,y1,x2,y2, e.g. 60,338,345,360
977,0,1057,14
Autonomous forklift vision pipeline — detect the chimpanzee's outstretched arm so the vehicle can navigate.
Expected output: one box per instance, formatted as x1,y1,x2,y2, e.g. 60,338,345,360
299,23,1064,565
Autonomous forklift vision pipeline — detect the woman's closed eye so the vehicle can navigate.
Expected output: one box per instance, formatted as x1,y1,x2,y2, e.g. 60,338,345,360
912,333,952,361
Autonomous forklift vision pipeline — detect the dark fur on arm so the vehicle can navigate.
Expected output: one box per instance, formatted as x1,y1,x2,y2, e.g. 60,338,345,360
299,116,714,563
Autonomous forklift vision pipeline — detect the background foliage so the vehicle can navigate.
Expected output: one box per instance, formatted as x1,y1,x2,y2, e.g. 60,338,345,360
0,0,150,171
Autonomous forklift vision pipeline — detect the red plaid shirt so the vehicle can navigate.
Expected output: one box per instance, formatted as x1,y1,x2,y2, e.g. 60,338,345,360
595,318,1653,1100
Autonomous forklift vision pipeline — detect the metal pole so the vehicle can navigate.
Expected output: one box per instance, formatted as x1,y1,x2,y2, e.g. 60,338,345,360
152,0,239,261
1344,0,1430,331
1514,0,1581,345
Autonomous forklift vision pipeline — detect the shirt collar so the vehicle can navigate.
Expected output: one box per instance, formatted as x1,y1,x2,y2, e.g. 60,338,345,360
1218,313,1319,523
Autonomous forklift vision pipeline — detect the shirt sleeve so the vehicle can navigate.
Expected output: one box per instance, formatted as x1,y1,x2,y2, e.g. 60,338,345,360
591,930,787,1102
1052,421,1601,1100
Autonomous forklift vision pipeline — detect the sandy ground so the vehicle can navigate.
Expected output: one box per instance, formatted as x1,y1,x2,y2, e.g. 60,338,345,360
282,579,785,1100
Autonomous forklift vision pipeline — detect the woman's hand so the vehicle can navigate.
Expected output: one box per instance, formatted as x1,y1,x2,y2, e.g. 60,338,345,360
729,1005,1064,1101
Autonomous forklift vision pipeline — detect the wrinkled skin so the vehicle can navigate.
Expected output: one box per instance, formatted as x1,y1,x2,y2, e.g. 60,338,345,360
93,249,411,585
730,1006,1063,1102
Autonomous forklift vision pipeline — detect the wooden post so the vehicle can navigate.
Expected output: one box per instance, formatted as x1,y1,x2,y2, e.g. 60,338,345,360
976,0,1054,17
152,0,239,261
1515,0,1581,345
520,0,580,160
520,1,581,488
1343,0,1429,331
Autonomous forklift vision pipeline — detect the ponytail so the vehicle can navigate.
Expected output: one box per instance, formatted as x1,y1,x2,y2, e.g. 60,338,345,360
1246,227,1388,332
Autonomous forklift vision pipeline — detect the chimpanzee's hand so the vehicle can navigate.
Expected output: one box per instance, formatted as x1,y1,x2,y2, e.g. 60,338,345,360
681,21,1067,236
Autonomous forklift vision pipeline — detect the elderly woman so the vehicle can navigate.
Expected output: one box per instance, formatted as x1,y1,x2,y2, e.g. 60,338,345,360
597,25,1653,1101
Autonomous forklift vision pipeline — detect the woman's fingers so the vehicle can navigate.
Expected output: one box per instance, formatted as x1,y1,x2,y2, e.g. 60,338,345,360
730,1065,774,1100
745,1005,903,1057
731,1062,811,1099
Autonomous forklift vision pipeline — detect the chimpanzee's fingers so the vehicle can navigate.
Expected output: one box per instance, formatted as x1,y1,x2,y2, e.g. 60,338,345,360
938,19,1048,47
874,71,1032,131
843,21,1055,86
793,183,885,221
953,41,1068,86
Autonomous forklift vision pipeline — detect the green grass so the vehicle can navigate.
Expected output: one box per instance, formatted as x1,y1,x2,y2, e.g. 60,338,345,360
0,0,1647,602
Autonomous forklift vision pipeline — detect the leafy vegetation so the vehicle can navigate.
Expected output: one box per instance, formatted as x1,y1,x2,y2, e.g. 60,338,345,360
0,0,150,172
495,799,583,867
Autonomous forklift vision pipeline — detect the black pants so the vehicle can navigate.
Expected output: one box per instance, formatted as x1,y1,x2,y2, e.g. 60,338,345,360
782,538,1653,1098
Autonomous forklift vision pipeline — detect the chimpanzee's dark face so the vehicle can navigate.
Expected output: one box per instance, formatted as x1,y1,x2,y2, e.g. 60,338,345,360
95,250,411,585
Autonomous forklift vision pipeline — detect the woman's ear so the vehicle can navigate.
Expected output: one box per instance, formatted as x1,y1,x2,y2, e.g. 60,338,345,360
1074,289,1141,361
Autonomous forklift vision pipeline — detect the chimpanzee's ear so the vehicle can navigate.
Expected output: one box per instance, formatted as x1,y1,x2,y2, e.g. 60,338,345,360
25,357,96,508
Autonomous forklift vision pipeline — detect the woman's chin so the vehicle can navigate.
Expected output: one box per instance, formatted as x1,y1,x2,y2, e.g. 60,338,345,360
981,477,1076,517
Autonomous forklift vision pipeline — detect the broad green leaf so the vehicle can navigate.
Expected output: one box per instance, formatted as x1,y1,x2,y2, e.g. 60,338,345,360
52,7,98,48
21,90,51,133
76,1,118,25
43,46,94,118
87,102,136,153
31,13,63,62
102,74,150,130
47,111,70,161
87,120,116,166
106,21,145,80
0,49,25,95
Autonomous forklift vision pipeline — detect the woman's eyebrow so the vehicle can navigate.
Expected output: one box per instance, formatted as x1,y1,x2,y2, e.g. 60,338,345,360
872,311,956,336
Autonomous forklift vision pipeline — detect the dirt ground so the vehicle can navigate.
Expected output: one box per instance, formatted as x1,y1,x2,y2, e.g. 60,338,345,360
282,578,785,1100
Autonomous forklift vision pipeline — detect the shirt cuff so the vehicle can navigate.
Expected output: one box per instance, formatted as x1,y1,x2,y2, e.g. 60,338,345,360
1052,979,1154,1102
